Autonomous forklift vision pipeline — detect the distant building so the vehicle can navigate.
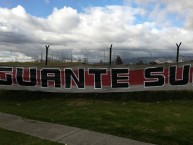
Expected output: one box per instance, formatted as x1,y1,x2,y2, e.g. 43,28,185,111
150,58,183,65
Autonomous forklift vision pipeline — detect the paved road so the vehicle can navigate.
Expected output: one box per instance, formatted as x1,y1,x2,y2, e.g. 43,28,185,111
0,112,155,145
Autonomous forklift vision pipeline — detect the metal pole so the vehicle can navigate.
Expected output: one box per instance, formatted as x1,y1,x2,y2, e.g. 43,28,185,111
109,44,112,65
104,50,105,62
45,45,49,65
176,42,182,63
71,50,73,62
41,51,43,62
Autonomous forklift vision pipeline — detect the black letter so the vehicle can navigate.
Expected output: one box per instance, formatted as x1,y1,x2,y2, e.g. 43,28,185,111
65,69,84,89
89,68,107,89
41,68,61,88
111,68,129,88
17,68,37,86
144,67,164,87
0,67,13,85
169,65,190,86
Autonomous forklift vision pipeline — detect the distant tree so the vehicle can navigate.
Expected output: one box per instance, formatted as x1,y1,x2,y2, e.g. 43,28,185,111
116,56,123,65
136,60,144,65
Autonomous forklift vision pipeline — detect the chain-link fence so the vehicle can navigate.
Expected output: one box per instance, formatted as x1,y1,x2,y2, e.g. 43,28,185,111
0,46,192,65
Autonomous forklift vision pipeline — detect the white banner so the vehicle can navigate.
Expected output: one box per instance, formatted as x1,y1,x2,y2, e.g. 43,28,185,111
0,64,191,93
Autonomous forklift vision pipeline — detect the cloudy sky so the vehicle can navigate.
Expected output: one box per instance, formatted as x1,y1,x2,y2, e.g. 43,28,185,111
0,0,193,61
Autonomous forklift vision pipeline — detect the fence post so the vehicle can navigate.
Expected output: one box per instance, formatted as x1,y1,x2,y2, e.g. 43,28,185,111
71,49,73,62
109,44,112,65
45,45,49,65
176,42,182,63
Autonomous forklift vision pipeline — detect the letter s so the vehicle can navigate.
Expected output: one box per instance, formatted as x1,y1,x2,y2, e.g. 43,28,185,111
144,67,164,87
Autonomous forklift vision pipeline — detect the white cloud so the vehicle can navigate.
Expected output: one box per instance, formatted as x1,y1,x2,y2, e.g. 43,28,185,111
47,7,80,33
0,51,33,62
133,0,193,29
0,3,193,62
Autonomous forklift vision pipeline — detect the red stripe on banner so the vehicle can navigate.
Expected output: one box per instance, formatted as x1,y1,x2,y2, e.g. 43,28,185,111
165,69,169,84
23,68,30,81
61,70,65,87
130,70,144,85
13,68,16,84
37,70,41,85
0,72,6,79
85,71,94,86
190,68,193,83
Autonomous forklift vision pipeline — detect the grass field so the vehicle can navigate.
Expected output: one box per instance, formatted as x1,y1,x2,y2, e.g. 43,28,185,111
0,128,62,145
0,90,193,145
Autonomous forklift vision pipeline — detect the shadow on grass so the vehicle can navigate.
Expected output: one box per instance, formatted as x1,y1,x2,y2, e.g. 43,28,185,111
1,90,193,102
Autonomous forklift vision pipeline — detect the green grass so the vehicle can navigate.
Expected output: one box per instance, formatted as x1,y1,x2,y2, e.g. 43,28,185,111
1,90,193,145
0,128,63,145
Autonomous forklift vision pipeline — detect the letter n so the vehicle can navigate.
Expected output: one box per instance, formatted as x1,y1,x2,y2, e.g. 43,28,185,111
65,69,85,89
